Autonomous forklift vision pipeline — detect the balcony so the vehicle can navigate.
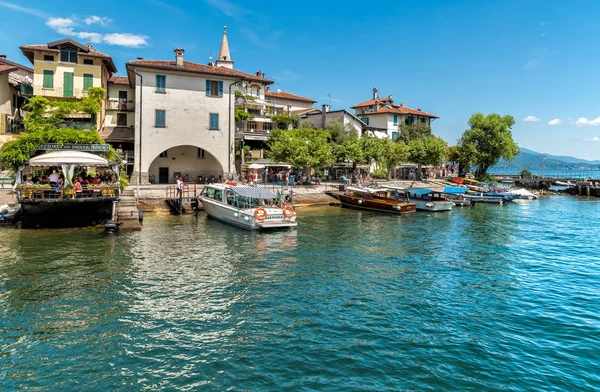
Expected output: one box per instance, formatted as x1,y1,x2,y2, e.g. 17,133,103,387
107,99,135,111
235,129,270,141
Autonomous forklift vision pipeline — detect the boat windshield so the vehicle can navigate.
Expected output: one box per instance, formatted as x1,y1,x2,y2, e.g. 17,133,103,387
225,190,272,209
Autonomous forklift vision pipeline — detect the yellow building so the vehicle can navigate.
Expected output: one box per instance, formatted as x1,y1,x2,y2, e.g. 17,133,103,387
19,38,117,131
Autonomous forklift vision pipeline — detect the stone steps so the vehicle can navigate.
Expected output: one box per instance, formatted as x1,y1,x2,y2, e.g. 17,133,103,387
116,186,141,231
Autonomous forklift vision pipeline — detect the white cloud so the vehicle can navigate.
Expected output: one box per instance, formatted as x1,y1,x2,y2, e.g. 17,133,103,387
45,16,148,47
103,33,148,47
575,117,600,126
85,15,112,26
523,115,540,122
548,119,561,126
586,136,600,142
46,17,76,35
0,0,49,18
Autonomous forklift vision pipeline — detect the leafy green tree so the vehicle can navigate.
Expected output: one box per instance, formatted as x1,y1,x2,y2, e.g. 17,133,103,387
235,108,253,122
298,118,316,129
326,118,358,144
267,128,334,169
398,122,432,143
408,135,448,172
271,113,300,129
458,113,520,178
333,136,364,171
380,139,410,179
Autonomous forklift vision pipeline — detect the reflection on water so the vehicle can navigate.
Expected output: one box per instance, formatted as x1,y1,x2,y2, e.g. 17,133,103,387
1,197,600,390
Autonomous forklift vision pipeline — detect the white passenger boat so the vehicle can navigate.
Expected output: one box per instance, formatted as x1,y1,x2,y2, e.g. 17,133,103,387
198,184,297,230
405,188,453,211
464,193,504,204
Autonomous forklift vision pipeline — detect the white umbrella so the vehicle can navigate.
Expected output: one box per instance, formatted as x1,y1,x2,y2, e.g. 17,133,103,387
247,163,265,169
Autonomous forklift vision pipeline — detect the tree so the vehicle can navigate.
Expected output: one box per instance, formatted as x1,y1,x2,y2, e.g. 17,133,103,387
326,118,358,144
458,113,519,179
267,128,334,169
271,113,300,130
235,108,253,122
380,139,410,179
298,118,316,129
333,136,364,171
408,135,448,172
398,122,432,143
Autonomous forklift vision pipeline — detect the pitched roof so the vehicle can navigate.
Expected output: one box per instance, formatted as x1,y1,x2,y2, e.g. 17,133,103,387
294,107,320,115
19,40,117,73
351,98,439,118
0,57,33,73
265,90,316,103
108,75,130,85
0,64,17,74
126,59,274,83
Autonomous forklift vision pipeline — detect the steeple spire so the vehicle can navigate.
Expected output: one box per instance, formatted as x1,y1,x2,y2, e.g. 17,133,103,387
216,25,233,69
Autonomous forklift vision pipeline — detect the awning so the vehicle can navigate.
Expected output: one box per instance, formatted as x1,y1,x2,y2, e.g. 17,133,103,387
29,151,109,167
406,188,433,195
99,127,135,142
443,186,468,195
230,186,276,199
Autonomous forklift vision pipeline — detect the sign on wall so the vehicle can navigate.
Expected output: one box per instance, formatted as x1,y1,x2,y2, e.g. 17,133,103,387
38,143,110,152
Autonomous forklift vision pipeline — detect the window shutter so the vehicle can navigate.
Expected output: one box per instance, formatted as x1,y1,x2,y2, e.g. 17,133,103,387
43,70,54,88
210,113,219,129
83,74,93,91
218,81,224,97
206,80,211,96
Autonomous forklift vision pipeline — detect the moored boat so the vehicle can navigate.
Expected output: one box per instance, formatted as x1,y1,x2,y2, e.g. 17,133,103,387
405,189,453,211
443,186,474,207
335,186,416,214
464,193,504,204
198,184,297,230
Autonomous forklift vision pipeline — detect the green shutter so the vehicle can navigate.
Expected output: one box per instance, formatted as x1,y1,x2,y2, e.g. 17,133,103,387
83,74,93,92
43,70,54,88
218,81,223,97
63,72,74,97
206,80,211,96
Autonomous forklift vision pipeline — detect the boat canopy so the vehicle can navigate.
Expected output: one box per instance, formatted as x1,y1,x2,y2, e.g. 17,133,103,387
29,151,109,167
443,186,468,195
229,186,277,199
406,188,433,195
381,184,405,191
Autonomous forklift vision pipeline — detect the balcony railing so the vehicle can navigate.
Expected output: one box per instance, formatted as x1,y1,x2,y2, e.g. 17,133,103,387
107,99,135,111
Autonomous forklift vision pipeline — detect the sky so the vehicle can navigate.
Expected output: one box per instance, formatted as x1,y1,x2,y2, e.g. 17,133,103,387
1,0,600,160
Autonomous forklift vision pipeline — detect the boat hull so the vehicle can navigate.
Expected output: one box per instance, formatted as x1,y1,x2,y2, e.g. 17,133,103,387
199,196,297,230
336,193,416,214
464,194,504,204
412,200,453,211
20,198,115,228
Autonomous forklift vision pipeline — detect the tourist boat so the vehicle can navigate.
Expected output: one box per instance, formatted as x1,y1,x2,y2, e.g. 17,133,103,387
334,186,416,214
198,184,297,230
404,189,453,211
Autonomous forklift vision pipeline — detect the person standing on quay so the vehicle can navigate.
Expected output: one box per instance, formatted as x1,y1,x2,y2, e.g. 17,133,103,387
176,176,183,199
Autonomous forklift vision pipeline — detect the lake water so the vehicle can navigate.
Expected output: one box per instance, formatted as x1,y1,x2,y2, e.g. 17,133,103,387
1,196,599,390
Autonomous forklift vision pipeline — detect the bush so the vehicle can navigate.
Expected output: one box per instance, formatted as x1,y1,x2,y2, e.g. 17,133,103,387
370,168,388,179
478,174,497,182
520,168,532,178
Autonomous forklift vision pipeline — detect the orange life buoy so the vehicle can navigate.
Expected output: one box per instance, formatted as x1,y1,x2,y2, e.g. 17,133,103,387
226,181,237,186
254,207,267,221
283,205,295,218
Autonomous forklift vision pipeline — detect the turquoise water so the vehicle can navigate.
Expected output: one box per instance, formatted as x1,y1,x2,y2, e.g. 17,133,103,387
1,196,600,390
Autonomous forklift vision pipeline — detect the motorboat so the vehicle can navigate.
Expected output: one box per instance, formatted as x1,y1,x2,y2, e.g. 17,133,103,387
335,186,416,214
198,184,297,230
510,188,539,200
405,188,453,211
443,186,474,207
463,193,504,204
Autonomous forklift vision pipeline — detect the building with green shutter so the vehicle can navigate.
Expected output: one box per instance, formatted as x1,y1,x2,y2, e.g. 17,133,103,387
19,38,117,132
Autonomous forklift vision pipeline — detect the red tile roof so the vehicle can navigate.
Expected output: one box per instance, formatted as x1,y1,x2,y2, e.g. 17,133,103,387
19,43,117,73
265,90,316,103
108,75,130,85
0,64,17,74
294,107,320,115
351,99,439,118
126,59,274,83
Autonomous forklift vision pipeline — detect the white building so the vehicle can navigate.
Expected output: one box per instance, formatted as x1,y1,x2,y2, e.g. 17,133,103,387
125,27,273,184
351,87,439,139
300,104,366,137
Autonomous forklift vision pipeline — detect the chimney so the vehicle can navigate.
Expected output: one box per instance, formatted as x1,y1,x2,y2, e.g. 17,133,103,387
174,48,185,66
400,102,404,107
256,70,262,77
0,54,6,59
322,104,330,113
388,94,393,102
373,87,378,100
85,43,93,49
265,86,270,92
321,105,328,128
417,108,421,111
136,57,143,60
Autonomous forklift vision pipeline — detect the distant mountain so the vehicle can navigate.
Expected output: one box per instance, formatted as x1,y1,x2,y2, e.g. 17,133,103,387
493,147,600,170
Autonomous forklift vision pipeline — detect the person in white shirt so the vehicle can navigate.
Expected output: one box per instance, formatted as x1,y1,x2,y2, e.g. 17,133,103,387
49,170,59,184
176,176,183,198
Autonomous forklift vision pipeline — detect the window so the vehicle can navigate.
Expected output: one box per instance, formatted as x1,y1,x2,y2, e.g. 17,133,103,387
393,115,398,125
42,70,54,89
361,117,369,125
405,116,414,125
368,105,373,110
60,48,77,63
83,59,93,65
420,117,426,123
247,121,257,131
197,148,205,159
155,109,166,127
118,90,128,102
263,122,272,132
213,189,223,201
209,113,219,130
44,55,54,61
156,75,166,93
83,73,94,92
159,150,168,158
391,131,399,141
117,113,127,126
205,80,223,97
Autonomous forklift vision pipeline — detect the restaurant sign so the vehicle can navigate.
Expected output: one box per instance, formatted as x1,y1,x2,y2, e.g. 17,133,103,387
38,143,110,152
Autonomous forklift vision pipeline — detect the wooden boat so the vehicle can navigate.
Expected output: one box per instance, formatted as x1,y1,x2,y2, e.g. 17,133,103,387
198,184,297,230
405,188,453,211
334,186,416,214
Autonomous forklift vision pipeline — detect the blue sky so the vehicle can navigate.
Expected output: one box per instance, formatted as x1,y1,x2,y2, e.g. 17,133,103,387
1,0,600,159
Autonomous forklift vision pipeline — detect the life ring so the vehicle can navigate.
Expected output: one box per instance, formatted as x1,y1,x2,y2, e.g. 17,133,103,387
226,181,237,186
254,207,267,221
283,205,295,218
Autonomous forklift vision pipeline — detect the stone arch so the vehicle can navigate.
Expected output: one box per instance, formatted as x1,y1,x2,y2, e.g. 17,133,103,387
146,144,225,184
